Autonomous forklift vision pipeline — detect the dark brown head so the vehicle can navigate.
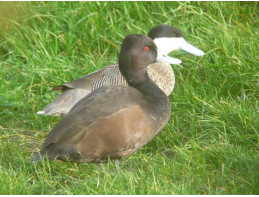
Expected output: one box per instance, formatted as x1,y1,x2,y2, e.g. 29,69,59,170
119,34,158,85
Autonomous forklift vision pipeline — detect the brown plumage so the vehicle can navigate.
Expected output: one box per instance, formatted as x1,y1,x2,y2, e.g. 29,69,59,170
32,34,172,163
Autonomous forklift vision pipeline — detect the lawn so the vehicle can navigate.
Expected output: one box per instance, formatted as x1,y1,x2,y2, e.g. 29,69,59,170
0,1,258,195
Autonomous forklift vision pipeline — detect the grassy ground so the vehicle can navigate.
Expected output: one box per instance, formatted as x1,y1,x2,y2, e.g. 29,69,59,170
0,1,258,195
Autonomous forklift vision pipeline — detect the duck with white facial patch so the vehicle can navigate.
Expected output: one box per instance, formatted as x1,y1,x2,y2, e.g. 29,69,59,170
149,24,205,57
37,24,205,116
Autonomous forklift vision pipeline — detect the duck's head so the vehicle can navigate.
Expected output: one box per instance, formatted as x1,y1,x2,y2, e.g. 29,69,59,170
119,34,177,85
148,24,205,57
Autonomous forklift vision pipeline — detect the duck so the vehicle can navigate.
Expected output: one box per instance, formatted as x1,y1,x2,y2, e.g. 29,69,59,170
37,24,205,116
32,34,175,163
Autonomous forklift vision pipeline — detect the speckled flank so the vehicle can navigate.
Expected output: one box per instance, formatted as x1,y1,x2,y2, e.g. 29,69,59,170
147,62,175,96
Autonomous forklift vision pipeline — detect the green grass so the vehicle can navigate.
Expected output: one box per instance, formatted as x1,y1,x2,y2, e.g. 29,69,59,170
0,1,258,195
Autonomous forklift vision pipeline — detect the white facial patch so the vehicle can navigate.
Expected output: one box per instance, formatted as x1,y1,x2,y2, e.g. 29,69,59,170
153,37,184,55
154,37,205,57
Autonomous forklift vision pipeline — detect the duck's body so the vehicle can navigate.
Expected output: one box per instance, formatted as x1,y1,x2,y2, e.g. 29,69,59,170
37,24,204,116
41,62,174,116
33,34,171,163
35,86,170,162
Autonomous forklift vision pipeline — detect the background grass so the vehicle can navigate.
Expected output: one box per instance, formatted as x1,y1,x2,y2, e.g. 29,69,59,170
0,1,258,195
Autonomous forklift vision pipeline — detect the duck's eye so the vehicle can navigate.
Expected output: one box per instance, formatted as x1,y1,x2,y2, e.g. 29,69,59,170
144,46,149,52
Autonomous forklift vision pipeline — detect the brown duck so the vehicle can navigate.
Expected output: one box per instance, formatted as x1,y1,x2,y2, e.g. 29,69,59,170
32,34,177,163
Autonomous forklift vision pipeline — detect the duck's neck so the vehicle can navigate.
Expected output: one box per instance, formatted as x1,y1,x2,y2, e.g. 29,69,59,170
119,54,168,101
128,72,168,101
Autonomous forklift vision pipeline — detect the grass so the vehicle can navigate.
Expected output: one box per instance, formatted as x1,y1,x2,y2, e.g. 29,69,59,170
0,1,258,195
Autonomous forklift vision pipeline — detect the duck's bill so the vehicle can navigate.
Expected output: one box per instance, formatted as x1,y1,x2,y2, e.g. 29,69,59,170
180,39,205,57
156,54,182,65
